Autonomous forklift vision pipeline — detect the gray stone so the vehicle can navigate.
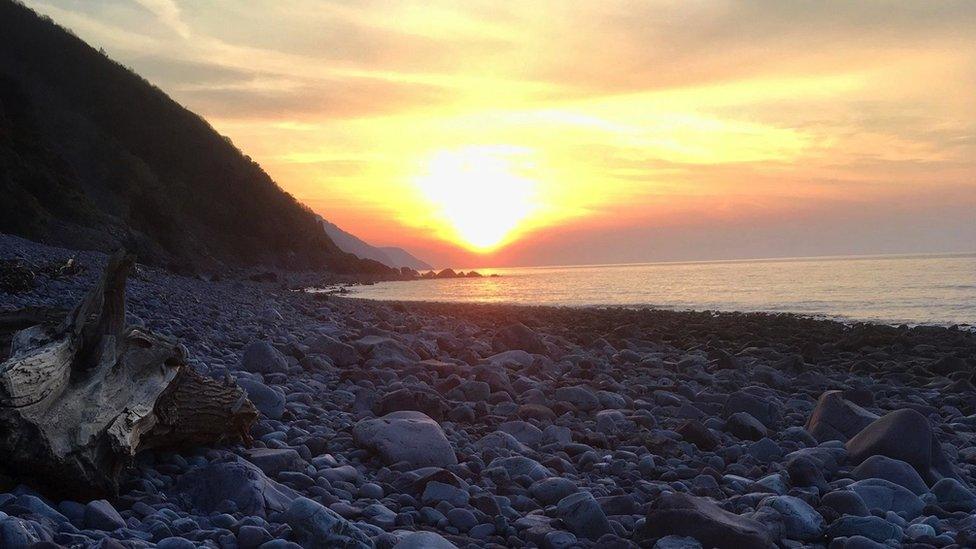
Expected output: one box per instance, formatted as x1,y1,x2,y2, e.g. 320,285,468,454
931,477,976,511
474,431,529,453
359,483,384,500
446,507,477,531
237,378,286,420
238,525,273,549
354,335,420,367
723,390,781,427
84,499,125,531
726,411,767,441
805,391,879,443
0,518,38,547
363,503,397,530
449,380,490,402
824,515,902,543
852,455,928,495
849,478,924,517
654,535,703,549
421,481,470,507
499,420,544,446
353,411,457,469
530,477,579,505
492,322,547,354
176,456,299,517
755,495,825,540
240,341,288,374
542,530,578,549
157,538,197,549
488,456,551,481
554,385,600,411
821,490,869,517
747,437,783,462
308,334,358,366
283,497,372,549
243,448,307,477
846,408,960,485
636,492,775,549
393,531,458,548
556,491,611,541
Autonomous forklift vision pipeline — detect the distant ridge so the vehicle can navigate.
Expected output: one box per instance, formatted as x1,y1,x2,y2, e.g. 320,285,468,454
318,218,432,270
377,246,433,271
0,0,392,275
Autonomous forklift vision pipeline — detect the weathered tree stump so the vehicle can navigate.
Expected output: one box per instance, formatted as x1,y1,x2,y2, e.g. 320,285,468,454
0,251,257,498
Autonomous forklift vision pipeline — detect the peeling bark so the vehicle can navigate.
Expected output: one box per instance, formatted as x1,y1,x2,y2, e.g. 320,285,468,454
0,251,257,498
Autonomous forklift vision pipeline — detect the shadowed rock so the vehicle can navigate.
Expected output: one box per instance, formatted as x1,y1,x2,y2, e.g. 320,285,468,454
635,492,775,549
846,408,962,486
805,390,879,443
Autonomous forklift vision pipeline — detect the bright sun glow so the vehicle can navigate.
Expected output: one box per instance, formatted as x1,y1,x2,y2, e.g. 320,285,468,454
413,146,539,252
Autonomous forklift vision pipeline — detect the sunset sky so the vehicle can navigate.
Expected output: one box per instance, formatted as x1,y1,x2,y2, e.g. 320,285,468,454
31,1,976,268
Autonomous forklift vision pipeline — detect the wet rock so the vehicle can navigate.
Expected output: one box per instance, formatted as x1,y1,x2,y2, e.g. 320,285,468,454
556,491,611,541
242,448,307,477
488,456,551,481
308,334,358,366
354,335,420,367
653,535,703,549
421,481,470,507
353,411,457,468
677,420,719,451
754,495,825,541
176,456,299,517
821,490,870,517
492,322,547,354
283,497,372,549
722,390,781,428
725,412,767,441
786,453,828,490
848,478,924,518
530,477,579,505
852,455,928,495
846,408,959,485
240,341,288,374
84,499,125,531
238,525,273,549
554,385,600,411
635,492,775,549
824,515,902,543
931,477,976,511
374,388,449,420
474,431,530,453
805,391,879,443
447,380,490,402
237,378,286,420
499,420,544,447
446,508,477,531
393,531,458,548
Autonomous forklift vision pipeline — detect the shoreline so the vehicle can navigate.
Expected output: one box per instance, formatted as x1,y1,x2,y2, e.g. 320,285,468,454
2,234,976,548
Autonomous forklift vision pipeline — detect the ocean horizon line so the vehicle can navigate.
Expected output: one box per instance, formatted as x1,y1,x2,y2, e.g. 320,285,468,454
436,249,976,273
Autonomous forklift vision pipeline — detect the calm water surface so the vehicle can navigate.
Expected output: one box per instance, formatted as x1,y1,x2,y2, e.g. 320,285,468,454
347,253,976,326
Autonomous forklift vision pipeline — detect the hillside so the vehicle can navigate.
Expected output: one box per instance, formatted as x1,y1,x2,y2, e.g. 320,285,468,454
377,246,433,270
319,217,432,270
0,1,392,275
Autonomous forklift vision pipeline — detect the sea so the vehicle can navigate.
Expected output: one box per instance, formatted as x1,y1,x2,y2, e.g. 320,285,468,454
345,253,976,327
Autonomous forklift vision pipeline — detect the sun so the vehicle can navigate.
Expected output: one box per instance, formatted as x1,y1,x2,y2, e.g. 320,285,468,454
413,146,539,252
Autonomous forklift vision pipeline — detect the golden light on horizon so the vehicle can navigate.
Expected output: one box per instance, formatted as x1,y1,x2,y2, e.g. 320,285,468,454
41,0,975,267
412,146,540,252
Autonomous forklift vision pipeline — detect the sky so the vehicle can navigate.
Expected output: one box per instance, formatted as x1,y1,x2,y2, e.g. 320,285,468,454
30,0,976,268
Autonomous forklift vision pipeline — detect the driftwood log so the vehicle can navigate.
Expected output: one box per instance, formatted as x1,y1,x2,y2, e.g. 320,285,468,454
0,251,257,498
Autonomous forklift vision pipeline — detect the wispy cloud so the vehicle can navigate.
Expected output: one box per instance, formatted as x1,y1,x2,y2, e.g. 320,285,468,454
26,0,976,265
